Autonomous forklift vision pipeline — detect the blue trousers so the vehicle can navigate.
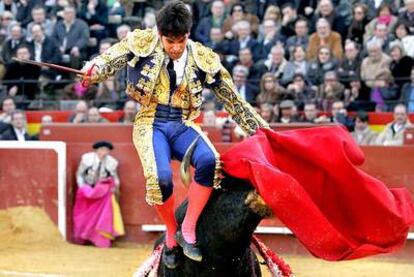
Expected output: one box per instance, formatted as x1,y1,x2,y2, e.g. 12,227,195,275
152,120,217,202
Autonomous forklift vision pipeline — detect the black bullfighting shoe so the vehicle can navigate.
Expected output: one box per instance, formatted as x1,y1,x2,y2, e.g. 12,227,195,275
175,230,203,262
163,245,180,269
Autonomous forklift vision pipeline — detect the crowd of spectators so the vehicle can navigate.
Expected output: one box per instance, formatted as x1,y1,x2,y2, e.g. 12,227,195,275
0,0,413,144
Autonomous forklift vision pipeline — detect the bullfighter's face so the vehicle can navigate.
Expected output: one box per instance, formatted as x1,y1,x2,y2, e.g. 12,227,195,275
160,33,189,61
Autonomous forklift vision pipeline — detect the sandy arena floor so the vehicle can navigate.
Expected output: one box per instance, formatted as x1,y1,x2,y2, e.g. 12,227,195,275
0,207,413,277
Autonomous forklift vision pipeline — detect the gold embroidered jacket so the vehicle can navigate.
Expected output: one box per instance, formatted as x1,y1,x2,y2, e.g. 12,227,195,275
89,28,268,134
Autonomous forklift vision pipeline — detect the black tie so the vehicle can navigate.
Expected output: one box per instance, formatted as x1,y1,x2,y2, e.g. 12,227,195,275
167,59,177,93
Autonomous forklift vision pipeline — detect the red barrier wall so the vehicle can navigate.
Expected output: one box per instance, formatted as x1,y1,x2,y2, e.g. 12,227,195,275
0,149,58,223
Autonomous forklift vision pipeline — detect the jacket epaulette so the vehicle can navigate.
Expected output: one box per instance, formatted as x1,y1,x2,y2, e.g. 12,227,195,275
190,41,221,75
127,28,159,57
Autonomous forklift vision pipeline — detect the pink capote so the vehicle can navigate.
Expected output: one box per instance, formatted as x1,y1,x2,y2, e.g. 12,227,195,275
221,126,414,261
73,177,122,247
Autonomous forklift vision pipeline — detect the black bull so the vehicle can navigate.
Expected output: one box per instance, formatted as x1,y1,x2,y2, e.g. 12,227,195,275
156,176,272,277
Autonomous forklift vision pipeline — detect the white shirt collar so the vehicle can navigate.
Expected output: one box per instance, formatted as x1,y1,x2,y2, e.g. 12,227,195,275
14,127,26,141
168,47,188,85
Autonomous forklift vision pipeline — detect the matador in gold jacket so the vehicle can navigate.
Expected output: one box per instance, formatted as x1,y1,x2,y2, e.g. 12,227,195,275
83,1,268,268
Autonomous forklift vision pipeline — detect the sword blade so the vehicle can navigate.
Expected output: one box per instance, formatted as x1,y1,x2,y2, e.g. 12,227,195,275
12,58,84,75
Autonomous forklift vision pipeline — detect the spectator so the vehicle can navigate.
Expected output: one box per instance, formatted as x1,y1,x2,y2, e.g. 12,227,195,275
68,100,88,123
376,104,412,145
392,21,414,58
1,23,25,64
195,0,225,44
281,45,309,86
262,5,282,24
246,1,274,20
0,110,36,140
222,3,260,39
399,0,414,33
400,67,414,112
73,140,124,247
280,3,298,38
364,3,398,42
0,0,18,18
0,97,15,124
28,24,61,78
307,18,343,60
347,3,370,45
26,6,54,40
232,64,258,105
78,0,109,47
318,71,345,111
370,70,398,112
16,0,43,27
256,72,286,105
228,20,261,62
142,10,156,29
236,48,256,85
338,40,363,85
364,23,393,53
253,45,287,81
351,111,378,145
205,27,227,50
389,41,414,90
258,18,286,60
259,102,275,123
317,100,354,131
311,0,348,37
344,74,372,111
52,5,90,69
86,107,109,123
285,17,310,57
301,101,319,123
4,45,41,100
307,46,339,86
286,73,316,109
116,24,131,41
119,100,138,123
361,39,392,88
277,99,299,123
0,11,15,46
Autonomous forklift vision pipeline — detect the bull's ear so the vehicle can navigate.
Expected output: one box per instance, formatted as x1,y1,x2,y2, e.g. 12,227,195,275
180,136,201,187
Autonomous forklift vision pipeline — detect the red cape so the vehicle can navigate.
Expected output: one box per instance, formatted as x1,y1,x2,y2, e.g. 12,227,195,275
221,126,414,261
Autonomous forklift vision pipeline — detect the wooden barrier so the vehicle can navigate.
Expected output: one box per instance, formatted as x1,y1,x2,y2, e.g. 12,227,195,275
3,123,411,257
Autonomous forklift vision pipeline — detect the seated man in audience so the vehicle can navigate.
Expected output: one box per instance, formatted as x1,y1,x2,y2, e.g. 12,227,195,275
351,111,378,145
0,110,36,141
73,140,124,247
278,100,300,124
68,101,88,123
307,18,343,60
316,100,354,131
376,104,412,146
85,107,109,123
301,102,319,123
4,45,41,100
119,100,139,124
0,97,16,124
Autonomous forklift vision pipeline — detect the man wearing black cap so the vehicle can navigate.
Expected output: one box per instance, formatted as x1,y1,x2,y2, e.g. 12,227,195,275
74,140,124,247
76,140,120,193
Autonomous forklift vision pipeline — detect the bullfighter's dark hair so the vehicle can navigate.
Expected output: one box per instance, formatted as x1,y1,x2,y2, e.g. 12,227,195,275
156,1,192,37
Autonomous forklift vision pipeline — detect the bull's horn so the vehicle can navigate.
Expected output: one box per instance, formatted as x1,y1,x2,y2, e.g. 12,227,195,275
180,136,201,187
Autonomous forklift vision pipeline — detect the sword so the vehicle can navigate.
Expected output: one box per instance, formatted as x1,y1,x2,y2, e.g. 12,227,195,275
12,58,95,86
